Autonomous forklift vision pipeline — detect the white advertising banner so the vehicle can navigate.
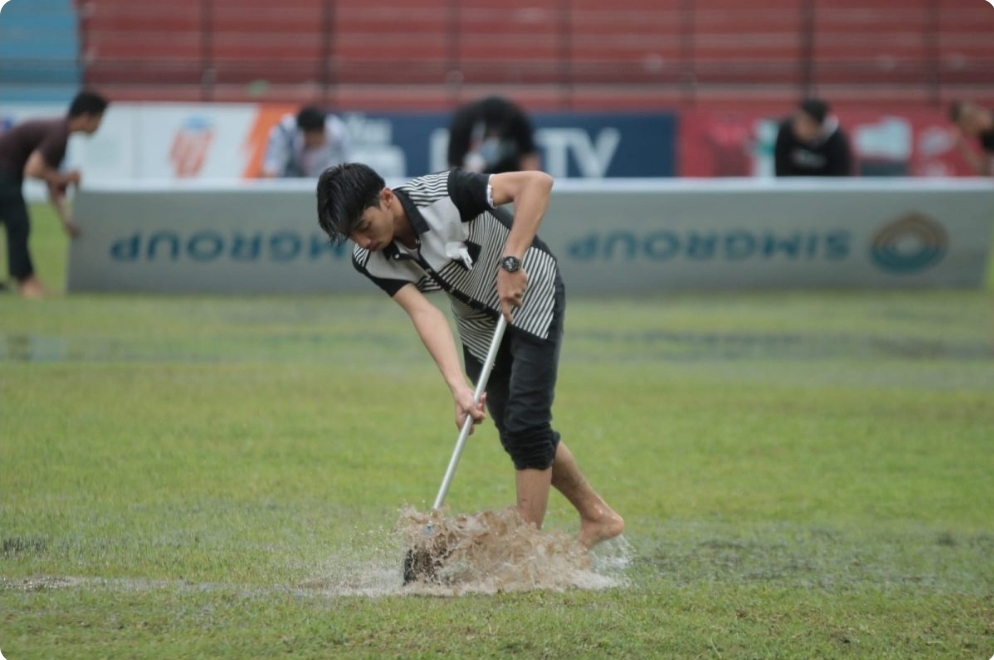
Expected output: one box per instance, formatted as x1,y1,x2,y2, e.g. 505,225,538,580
67,179,994,294
0,102,409,194
0,102,268,200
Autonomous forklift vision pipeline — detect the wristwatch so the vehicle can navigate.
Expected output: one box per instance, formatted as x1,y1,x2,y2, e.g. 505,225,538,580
499,255,522,273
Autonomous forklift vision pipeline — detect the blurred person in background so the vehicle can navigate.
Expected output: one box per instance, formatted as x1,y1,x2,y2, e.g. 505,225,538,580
0,90,108,298
261,105,350,178
774,98,853,177
948,101,994,176
447,96,541,174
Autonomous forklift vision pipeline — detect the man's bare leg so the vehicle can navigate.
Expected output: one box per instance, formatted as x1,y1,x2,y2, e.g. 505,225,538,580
515,467,553,527
551,442,624,548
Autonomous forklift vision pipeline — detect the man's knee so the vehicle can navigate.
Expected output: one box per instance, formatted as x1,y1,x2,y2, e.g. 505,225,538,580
500,426,560,471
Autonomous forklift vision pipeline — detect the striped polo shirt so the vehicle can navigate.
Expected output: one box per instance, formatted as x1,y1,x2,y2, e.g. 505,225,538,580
353,169,559,361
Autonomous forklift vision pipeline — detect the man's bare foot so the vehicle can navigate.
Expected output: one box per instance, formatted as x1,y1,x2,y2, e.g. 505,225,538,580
577,505,625,549
18,277,46,299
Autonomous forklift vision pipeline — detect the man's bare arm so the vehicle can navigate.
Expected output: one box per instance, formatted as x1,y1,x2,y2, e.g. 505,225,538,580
487,170,555,320
24,151,82,236
393,284,485,431
488,170,554,260
23,150,79,187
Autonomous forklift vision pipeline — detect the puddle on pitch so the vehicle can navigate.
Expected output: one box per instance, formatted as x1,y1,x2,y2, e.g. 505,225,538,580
571,329,993,362
2,329,991,364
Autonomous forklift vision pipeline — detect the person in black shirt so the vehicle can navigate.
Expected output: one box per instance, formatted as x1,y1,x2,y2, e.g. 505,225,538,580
447,96,541,174
0,90,108,297
949,101,994,176
774,98,853,177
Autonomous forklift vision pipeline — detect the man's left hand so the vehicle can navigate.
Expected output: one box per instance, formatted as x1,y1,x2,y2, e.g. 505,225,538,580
497,267,528,322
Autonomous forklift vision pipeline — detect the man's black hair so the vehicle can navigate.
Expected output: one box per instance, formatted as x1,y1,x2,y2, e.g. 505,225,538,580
799,98,828,125
316,163,385,245
68,90,109,118
297,106,326,132
948,100,967,123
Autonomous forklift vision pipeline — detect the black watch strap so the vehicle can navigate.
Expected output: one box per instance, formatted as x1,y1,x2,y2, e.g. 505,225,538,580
500,255,521,273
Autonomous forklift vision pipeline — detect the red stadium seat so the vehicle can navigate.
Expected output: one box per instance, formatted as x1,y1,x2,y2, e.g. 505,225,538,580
78,0,994,107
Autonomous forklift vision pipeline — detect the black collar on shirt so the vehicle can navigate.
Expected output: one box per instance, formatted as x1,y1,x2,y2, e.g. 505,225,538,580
393,188,431,235
382,242,404,260
383,188,431,260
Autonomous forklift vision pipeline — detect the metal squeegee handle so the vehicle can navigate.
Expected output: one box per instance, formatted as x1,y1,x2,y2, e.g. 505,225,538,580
431,314,509,511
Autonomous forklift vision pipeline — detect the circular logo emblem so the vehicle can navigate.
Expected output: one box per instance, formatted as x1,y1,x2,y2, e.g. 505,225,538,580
869,212,947,274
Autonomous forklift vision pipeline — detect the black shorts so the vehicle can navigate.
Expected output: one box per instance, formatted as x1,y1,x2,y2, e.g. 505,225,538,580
464,276,565,470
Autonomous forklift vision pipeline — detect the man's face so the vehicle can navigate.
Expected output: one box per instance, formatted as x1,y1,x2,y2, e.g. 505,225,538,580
303,128,327,149
791,112,822,142
80,112,104,135
349,190,395,252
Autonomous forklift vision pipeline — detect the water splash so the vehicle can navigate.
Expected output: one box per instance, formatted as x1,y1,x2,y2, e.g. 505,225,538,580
395,506,626,595
299,507,630,596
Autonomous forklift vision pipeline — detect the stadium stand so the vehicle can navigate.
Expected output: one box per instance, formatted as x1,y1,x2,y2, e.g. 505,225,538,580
20,0,994,110
0,0,82,102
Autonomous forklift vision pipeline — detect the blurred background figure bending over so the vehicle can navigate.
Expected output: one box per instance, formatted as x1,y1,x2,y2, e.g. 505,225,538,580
447,96,540,174
0,90,108,298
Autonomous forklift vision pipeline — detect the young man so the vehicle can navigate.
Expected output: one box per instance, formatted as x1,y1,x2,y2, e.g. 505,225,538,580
316,163,623,549
261,105,350,178
0,90,108,297
774,98,853,177
948,101,994,176
447,96,541,174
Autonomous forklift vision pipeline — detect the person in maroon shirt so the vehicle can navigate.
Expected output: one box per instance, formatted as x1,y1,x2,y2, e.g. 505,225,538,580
0,90,108,297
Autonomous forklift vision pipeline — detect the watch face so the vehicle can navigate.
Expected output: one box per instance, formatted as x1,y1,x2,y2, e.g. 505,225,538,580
501,256,520,272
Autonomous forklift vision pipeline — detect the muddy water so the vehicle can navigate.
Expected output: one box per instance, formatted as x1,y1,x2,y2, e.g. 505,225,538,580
393,506,627,595
301,507,629,596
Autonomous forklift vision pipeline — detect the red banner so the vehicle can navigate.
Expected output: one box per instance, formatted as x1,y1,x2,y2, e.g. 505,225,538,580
679,107,981,178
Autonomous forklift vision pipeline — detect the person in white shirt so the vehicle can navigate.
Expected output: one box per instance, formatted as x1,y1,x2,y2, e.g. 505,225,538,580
261,106,350,178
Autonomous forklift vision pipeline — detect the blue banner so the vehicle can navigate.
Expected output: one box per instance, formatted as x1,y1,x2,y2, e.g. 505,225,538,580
342,112,677,179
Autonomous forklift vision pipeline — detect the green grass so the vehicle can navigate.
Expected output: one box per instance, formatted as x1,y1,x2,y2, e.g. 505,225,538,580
1,207,993,659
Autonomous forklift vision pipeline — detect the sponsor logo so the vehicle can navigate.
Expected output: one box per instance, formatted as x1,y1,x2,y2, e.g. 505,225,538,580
869,212,947,274
169,116,215,178
567,230,852,262
109,231,350,263
430,126,625,178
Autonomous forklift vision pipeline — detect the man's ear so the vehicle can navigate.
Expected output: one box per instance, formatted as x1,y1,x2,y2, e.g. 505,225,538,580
381,187,394,207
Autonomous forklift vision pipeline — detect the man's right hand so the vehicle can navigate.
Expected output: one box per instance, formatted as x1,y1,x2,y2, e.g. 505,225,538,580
453,384,486,433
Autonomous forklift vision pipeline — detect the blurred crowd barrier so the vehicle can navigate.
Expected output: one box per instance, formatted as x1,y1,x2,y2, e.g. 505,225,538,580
67,179,993,294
